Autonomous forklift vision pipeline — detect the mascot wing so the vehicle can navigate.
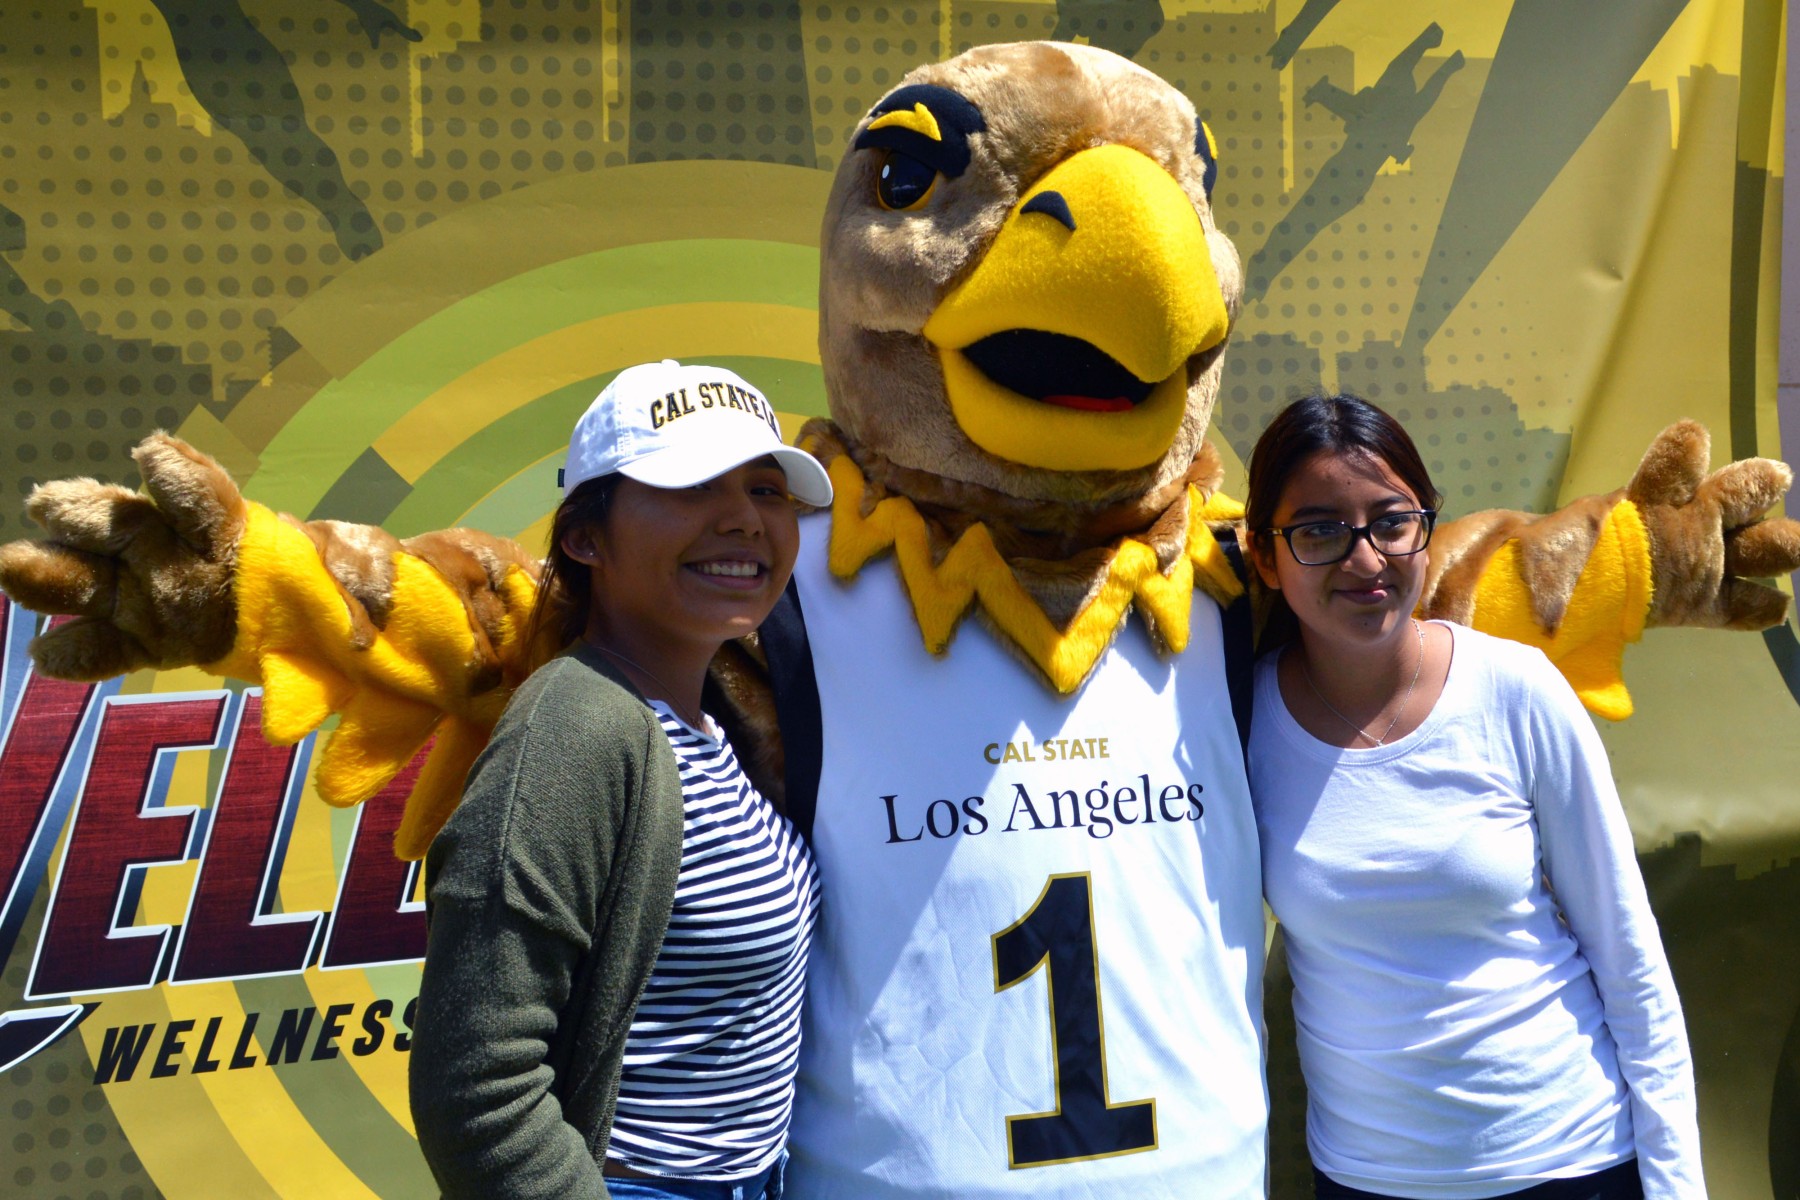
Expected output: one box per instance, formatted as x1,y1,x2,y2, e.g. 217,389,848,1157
0,433,543,858
1430,421,1800,718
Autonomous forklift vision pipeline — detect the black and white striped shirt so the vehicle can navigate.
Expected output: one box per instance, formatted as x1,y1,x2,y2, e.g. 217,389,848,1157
606,704,821,1179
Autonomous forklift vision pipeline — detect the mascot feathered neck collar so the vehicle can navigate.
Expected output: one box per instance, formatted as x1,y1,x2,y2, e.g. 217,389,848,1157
800,421,1245,694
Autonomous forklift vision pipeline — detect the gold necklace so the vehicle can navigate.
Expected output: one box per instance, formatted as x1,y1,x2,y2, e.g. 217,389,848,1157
1300,619,1426,747
586,640,708,730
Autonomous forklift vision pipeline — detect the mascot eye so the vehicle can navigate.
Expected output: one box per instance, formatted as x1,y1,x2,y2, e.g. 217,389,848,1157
876,151,939,211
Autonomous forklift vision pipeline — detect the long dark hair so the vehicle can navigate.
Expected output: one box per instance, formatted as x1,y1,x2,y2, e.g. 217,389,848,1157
1244,394,1441,648
523,473,623,672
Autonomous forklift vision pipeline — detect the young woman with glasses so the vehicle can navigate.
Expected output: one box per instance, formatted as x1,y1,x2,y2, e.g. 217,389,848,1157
1244,395,1704,1200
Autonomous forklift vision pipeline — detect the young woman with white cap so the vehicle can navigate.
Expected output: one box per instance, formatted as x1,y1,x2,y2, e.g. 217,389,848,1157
409,360,835,1200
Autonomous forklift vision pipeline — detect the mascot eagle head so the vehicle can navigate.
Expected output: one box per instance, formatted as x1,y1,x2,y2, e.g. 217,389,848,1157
818,41,1240,524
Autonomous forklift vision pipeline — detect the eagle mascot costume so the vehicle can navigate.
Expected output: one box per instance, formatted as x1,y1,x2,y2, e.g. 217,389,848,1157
3,40,1796,1199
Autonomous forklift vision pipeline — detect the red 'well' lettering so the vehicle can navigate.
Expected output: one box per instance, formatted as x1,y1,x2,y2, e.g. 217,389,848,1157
0,603,104,962
171,694,323,983
319,747,427,969
29,694,227,998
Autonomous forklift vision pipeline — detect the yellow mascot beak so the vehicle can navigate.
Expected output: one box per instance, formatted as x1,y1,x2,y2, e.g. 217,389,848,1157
922,144,1230,472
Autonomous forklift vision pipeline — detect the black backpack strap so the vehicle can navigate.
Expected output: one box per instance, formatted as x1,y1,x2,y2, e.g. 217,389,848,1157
1213,525,1255,761
759,580,823,842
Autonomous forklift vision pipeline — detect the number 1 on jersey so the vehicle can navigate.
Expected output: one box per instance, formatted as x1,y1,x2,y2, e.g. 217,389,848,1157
992,872,1157,1168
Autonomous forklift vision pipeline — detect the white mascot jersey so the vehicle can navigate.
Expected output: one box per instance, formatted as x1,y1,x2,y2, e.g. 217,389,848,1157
786,518,1268,1199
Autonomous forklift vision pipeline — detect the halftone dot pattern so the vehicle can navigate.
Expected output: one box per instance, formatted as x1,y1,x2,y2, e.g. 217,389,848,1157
0,0,880,524
1,333,204,542
410,0,630,189
1244,47,1484,343
1221,330,1325,449
1213,36,1559,517
949,3,1058,56
625,0,815,168
4,6,363,436
1221,330,1568,516
0,0,691,549
1375,383,1570,514
1290,47,1355,212
1146,8,1282,248
802,3,941,173
1,891,155,1200
0,4,217,541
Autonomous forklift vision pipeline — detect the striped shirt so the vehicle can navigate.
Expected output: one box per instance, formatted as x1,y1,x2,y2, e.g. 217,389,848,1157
606,704,821,1180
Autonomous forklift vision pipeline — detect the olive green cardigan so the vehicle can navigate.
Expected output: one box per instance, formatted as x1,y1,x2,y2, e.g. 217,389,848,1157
409,645,686,1199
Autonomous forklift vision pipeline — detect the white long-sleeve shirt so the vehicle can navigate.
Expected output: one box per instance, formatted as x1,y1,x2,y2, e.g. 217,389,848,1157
1251,623,1704,1199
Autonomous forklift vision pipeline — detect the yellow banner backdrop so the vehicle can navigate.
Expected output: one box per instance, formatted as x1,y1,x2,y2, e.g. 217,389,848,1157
0,2,1792,1197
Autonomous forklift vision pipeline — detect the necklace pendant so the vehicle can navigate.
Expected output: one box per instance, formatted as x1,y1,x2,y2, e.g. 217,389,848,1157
1302,619,1426,748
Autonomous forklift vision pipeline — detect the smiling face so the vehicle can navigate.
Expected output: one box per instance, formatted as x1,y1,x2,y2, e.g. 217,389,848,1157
1252,450,1431,655
569,459,799,669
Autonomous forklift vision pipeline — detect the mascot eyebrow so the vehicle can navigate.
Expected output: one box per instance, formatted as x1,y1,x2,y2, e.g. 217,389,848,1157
1194,118,1220,198
853,84,988,179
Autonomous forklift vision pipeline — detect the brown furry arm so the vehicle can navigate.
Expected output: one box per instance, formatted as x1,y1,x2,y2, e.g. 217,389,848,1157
1420,499,1617,630
1422,422,1800,633
0,434,246,680
0,433,551,858
0,433,546,689
1626,421,1799,630
1417,421,1800,719
704,636,788,810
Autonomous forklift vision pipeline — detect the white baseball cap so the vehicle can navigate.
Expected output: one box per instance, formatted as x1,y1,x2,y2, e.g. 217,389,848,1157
562,360,833,506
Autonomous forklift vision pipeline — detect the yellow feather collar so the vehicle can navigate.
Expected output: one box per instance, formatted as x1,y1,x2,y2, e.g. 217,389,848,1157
820,454,1246,693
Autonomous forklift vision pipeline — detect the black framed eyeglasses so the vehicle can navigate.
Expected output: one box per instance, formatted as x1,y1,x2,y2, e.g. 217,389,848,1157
1266,510,1437,566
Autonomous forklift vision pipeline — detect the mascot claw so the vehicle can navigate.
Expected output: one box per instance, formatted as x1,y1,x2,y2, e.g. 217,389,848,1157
0,433,244,680
1629,420,1800,630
